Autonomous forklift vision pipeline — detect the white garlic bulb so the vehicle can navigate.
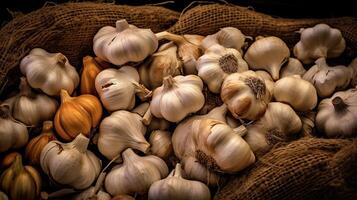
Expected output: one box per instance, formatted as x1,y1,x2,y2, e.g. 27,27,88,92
349,58,357,87
197,44,248,93
303,58,352,98
245,102,302,154
95,66,151,112
105,148,168,196
148,163,211,200
40,134,101,189
98,109,149,161
244,36,290,80
149,130,173,160
5,77,58,126
273,75,318,111
20,48,79,96
139,42,182,89
0,104,28,153
221,70,272,120
280,58,306,78
150,75,204,122
93,19,158,65
294,23,346,64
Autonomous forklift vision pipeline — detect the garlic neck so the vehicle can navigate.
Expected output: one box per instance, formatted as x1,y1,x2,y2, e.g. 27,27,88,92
233,125,247,137
116,20,129,32
55,53,67,66
60,89,72,103
71,134,89,153
206,104,227,121
11,154,24,174
83,56,94,68
122,148,139,163
155,31,186,45
315,57,327,68
173,163,183,178
42,121,54,135
332,96,347,112
163,75,176,90
0,104,11,119
19,77,34,96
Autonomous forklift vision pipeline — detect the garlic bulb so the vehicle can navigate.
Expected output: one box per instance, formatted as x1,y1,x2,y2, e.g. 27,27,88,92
139,42,182,89
156,31,203,75
293,23,346,64
150,75,204,122
280,58,306,78
40,134,101,189
5,77,58,126
273,75,318,111
149,130,173,160
244,36,290,80
349,58,357,87
221,70,272,120
201,27,247,53
303,58,352,98
0,104,28,153
98,109,149,161
20,48,79,96
95,66,151,112
245,102,302,154
80,56,102,95
148,163,211,200
93,19,158,65
105,148,168,196
197,44,248,93
316,88,357,138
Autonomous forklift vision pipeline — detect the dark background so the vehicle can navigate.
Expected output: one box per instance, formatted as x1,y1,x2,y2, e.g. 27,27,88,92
0,0,356,27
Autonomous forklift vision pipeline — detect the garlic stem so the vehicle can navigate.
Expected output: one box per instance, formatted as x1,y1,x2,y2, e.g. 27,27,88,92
93,172,107,193
11,154,24,174
233,125,247,137
163,75,176,89
116,19,129,32
71,134,90,153
173,163,183,178
155,31,187,44
55,53,67,66
0,104,11,118
122,148,137,163
43,188,77,199
60,89,72,102
142,107,153,125
42,121,54,133
332,96,347,112
132,103,150,116
133,82,152,101
19,77,34,96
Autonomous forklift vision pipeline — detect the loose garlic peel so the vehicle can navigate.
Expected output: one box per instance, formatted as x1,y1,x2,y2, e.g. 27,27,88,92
98,109,149,161
139,42,182,89
150,75,204,122
148,163,211,200
197,44,248,93
245,102,302,154
95,66,151,112
93,19,158,65
20,48,79,96
280,58,306,78
293,23,346,64
316,88,357,138
105,148,168,196
274,75,318,111
303,58,352,98
149,130,173,160
221,70,272,120
244,36,290,80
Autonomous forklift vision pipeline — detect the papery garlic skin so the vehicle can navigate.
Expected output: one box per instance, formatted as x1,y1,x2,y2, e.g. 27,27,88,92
40,134,101,190
98,110,149,161
294,23,346,64
95,66,151,112
148,163,211,200
20,48,79,96
349,58,357,87
244,36,290,80
316,88,357,138
221,70,272,120
245,102,302,154
150,75,204,122
0,104,28,153
149,130,173,160
274,75,318,111
93,19,158,65
105,148,168,196
280,58,306,78
303,58,352,98
197,44,248,93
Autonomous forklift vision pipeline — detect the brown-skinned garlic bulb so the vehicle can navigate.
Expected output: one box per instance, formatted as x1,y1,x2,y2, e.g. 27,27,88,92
221,70,272,120
98,106,150,161
244,36,290,80
149,130,173,160
245,102,302,154
0,104,28,153
4,77,58,126
93,19,158,65
105,148,169,196
303,58,352,98
148,163,211,200
197,44,248,93
280,58,306,78
349,58,357,87
95,66,151,112
293,23,346,64
316,88,357,138
150,75,204,122
40,134,101,189
20,48,79,96
139,42,182,89
274,75,318,111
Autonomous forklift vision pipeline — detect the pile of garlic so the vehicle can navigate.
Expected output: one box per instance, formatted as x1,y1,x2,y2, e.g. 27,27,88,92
1,19,356,200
